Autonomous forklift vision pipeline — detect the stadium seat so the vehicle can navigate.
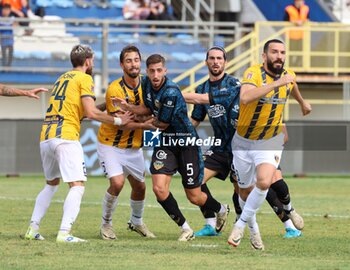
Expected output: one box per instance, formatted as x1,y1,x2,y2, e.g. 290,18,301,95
171,52,193,62
191,52,206,62
74,0,93,8
110,0,125,8
51,51,70,61
35,0,54,8
93,0,112,9
175,34,199,45
30,51,51,60
13,51,31,60
53,0,74,8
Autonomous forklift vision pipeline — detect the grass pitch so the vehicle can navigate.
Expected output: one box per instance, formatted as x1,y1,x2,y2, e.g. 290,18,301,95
0,175,349,270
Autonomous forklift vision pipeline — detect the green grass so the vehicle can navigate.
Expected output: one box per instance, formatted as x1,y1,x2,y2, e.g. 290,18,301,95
0,175,349,270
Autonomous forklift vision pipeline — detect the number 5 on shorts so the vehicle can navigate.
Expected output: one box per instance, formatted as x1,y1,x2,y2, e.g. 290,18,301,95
186,163,194,176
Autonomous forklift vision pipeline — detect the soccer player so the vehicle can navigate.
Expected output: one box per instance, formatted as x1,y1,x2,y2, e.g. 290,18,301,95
228,39,311,249
183,47,303,244
98,45,155,240
114,54,229,241
183,46,240,237
0,83,47,98
24,44,133,243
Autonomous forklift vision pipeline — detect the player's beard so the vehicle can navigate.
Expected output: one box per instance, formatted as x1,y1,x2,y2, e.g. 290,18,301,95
209,65,224,77
125,68,140,79
86,66,93,75
267,58,284,75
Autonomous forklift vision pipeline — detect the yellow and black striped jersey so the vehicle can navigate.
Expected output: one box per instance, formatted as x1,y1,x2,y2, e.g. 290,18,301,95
40,70,95,142
98,76,143,148
237,64,294,140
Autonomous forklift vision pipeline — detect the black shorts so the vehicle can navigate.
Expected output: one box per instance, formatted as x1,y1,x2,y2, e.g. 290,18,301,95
150,146,204,189
203,150,235,182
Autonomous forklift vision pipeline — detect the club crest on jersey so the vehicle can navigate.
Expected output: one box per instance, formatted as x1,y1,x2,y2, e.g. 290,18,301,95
274,155,280,164
153,160,164,170
155,100,160,108
246,72,253,79
155,150,167,160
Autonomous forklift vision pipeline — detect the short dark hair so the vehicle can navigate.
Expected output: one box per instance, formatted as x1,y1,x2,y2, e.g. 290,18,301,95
146,54,165,68
2,3,11,9
263,39,284,53
119,45,141,63
206,46,227,60
70,44,94,67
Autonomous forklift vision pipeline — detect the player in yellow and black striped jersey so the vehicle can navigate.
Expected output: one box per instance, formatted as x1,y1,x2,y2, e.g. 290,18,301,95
228,39,311,249
237,64,295,140
97,45,156,240
97,76,144,148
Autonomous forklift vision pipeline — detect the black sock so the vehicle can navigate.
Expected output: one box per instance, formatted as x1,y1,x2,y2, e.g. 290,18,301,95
157,192,186,226
200,184,216,218
232,191,242,215
270,179,290,205
202,194,221,213
266,188,289,222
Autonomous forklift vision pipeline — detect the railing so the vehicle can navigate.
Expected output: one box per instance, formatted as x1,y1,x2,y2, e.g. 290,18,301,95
0,17,239,92
173,21,350,120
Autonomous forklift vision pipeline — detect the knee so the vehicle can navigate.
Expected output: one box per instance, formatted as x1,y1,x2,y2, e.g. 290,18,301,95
187,195,201,206
109,179,125,195
256,180,270,191
153,185,168,201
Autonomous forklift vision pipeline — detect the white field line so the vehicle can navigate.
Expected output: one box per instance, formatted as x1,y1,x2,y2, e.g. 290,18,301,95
0,195,349,219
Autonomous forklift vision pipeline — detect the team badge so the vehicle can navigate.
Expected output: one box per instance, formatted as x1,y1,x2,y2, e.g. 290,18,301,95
274,155,280,164
246,72,253,79
153,160,164,170
155,150,167,160
155,99,160,108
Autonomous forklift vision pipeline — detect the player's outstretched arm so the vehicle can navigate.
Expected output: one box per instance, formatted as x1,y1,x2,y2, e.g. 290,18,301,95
152,118,169,130
0,84,48,99
96,102,107,112
111,97,151,115
240,74,295,105
182,93,209,104
82,96,134,126
117,115,157,130
291,82,312,116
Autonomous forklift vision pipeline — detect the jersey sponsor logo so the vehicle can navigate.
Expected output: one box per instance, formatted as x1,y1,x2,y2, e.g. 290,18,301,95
146,93,152,102
259,97,287,105
208,104,226,118
205,150,214,156
155,150,167,160
153,160,164,170
232,104,239,113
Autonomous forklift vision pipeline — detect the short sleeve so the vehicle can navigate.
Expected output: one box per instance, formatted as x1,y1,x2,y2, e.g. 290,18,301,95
158,88,179,123
80,74,96,100
241,66,260,87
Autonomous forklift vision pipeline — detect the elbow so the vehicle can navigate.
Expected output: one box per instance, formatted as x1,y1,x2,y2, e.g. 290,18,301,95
240,96,250,105
84,111,96,120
